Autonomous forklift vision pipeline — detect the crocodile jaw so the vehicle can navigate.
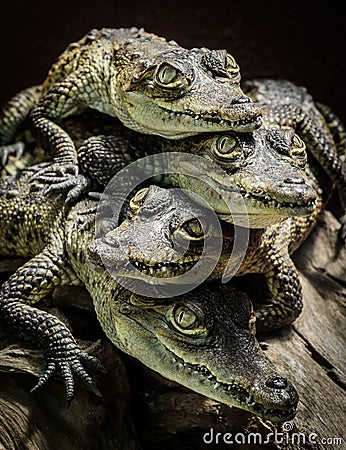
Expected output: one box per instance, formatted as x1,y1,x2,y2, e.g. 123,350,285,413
122,92,262,138
158,347,298,423
112,308,298,423
176,173,317,228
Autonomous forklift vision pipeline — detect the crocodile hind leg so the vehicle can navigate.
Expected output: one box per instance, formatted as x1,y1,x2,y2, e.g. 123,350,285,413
0,85,42,168
255,253,303,332
0,244,102,404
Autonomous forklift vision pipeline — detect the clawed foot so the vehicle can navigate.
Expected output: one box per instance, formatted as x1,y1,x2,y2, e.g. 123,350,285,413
30,343,105,407
0,142,25,168
31,163,90,203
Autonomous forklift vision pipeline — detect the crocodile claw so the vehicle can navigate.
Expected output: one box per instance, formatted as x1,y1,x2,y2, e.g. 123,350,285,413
44,174,90,204
30,344,104,406
31,163,90,203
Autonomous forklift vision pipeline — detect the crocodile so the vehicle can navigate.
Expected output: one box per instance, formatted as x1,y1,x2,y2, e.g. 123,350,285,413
0,27,261,189
243,78,346,236
0,165,298,422
74,79,345,231
76,112,317,228
90,180,324,331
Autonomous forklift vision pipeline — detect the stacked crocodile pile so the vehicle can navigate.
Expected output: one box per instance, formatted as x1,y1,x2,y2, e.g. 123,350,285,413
0,27,345,427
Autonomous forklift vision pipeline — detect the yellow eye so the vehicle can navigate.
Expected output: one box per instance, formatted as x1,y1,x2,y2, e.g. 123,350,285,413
156,63,178,85
183,219,204,238
174,218,205,242
226,53,239,73
212,135,239,159
129,188,148,211
173,305,199,330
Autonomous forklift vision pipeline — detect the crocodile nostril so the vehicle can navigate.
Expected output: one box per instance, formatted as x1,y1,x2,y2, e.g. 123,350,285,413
284,177,305,185
266,376,288,390
232,95,251,104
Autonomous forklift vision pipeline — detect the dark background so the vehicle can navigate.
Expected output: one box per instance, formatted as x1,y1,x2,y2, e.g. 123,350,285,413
0,0,344,122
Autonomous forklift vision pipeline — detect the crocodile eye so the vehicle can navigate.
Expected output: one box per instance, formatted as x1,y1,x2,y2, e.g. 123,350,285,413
292,134,306,152
129,188,148,211
174,218,205,242
173,305,199,330
212,135,240,159
226,54,239,74
157,64,177,84
183,218,204,238
290,134,307,166
154,63,188,90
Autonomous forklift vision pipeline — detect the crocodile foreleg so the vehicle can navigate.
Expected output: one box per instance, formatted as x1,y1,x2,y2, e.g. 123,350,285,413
0,243,101,404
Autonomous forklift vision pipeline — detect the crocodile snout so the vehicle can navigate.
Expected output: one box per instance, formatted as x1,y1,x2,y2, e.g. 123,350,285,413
253,372,299,413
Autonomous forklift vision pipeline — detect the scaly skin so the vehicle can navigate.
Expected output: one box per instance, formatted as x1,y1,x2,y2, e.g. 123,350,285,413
0,166,298,422
74,112,318,228
76,78,345,231
243,78,346,236
0,27,261,187
90,180,324,331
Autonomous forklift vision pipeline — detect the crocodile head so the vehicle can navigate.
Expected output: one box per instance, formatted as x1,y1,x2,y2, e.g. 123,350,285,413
108,282,298,422
89,185,228,282
109,28,262,137
173,127,318,227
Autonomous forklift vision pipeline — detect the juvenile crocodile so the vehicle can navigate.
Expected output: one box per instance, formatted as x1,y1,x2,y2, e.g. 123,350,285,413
243,78,346,236
0,166,298,422
75,79,345,230
90,182,324,330
75,112,317,227
0,27,261,188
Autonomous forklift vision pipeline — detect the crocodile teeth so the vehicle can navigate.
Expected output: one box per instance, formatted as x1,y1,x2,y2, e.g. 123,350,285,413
238,188,315,210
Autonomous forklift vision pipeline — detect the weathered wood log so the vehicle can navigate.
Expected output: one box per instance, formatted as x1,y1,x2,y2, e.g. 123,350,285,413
0,210,345,449
0,317,141,450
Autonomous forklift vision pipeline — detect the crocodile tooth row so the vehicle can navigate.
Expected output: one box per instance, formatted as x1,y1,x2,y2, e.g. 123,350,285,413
131,259,197,275
241,189,315,209
162,105,260,128
169,352,294,420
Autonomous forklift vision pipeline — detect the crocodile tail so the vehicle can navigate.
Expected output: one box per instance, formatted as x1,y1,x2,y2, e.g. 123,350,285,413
0,85,42,145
